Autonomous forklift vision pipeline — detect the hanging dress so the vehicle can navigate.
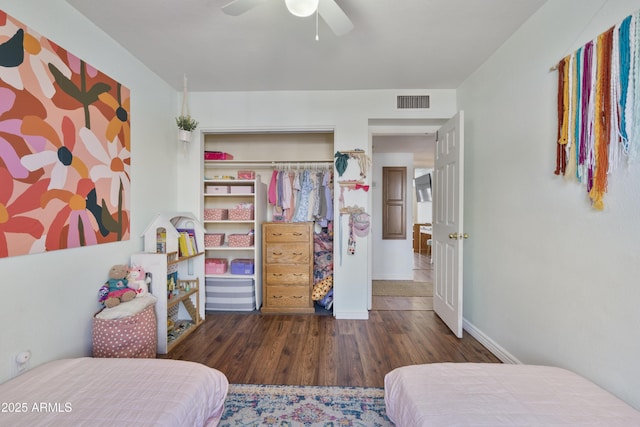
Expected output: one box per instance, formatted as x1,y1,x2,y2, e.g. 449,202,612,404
292,170,313,222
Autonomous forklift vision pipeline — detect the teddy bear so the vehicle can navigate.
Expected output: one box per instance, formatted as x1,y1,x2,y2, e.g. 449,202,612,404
127,265,151,297
99,264,136,308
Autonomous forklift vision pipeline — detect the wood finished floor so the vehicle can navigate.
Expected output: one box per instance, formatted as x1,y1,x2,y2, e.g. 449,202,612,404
372,252,433,311
160,252,501,388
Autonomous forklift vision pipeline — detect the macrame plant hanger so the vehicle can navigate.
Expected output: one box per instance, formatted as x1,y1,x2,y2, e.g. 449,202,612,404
178,74,191,143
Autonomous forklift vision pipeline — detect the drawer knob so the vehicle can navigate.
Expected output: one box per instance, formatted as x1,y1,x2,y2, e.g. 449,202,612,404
272,252,283,255
293,232,302,236
293,252,302,255
293,273,303,277
272,233,283,236
272,296,283,299
272,273,283,277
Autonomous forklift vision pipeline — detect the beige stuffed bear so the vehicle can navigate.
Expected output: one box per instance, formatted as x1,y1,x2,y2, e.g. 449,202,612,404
103,264,136,308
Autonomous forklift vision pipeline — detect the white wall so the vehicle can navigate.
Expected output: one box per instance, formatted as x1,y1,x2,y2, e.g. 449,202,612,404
458,0,640,409
372,153,414,280
178,90,457,318
0,0,177,383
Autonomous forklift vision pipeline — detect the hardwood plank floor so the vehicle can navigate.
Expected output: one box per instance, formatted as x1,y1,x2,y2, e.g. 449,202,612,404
160,252,500,387
161,311,500,387
371,252,433,310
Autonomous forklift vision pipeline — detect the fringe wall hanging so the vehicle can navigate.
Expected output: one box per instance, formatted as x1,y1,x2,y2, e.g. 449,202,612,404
553,9,640,210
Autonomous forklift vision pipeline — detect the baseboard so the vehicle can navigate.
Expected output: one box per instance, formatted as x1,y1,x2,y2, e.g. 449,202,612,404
371,275,414,281
462,318,522,365
335,311,369,320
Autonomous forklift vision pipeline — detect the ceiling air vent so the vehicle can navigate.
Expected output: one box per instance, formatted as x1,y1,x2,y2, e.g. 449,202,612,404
397,95,430,109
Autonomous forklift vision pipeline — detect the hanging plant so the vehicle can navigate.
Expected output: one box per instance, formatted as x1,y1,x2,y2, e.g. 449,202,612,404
175,115,198,131
177,75,197,142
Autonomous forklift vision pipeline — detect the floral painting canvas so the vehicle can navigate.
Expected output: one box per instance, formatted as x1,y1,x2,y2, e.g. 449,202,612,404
0,10,130,258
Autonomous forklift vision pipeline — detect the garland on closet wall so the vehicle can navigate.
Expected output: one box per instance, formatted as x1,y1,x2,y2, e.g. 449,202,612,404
554,9,640,210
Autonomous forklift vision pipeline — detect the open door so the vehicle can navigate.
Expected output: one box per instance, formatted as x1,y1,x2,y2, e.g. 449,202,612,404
433,111,465,338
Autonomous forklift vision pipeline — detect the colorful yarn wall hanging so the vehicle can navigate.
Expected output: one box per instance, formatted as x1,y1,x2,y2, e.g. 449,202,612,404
553,9,640,210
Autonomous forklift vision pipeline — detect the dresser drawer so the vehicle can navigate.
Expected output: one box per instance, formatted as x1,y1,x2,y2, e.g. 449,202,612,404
265,264,309,285
265,285,310,307
265,243,310,264
264,223,311,242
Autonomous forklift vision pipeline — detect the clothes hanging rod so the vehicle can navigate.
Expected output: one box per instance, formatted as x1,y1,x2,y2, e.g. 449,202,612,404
205,160,333,168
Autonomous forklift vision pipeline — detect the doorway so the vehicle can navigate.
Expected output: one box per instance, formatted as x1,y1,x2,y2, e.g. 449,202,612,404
370,131,437,310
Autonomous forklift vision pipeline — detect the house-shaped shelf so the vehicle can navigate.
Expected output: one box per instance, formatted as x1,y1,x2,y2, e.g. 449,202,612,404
142,212,205,257
135,212,206,354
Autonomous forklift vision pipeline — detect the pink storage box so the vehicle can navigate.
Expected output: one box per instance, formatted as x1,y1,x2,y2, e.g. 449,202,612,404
230,186,253,194
205,258,228,274
237,170,256,179
204,208,228,220
228,208,253,221
204,233,225,247
228,234,254,247
205,185,229,194
204,151,234,160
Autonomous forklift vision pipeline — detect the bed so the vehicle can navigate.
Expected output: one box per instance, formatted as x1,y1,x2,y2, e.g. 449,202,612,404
0,357,228,426
384,363,640,426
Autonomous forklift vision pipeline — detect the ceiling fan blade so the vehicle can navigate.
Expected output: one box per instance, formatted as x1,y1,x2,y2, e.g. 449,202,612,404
318,0,353,36
222,0,268,16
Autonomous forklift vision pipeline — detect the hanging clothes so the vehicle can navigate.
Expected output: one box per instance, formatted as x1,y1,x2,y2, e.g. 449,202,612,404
267,164,333,224
324,171,334,223
292,170,313,222
282,171,293,221
313,171,323,219
268,170,278,205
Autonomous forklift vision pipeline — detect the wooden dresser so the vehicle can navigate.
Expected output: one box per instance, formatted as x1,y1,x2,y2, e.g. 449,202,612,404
262,222,314,314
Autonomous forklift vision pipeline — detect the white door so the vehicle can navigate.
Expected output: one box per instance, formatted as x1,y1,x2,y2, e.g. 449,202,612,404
433,111,465,338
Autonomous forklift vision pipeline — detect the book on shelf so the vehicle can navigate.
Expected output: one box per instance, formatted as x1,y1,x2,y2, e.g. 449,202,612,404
178,233,189,257
176,228,198,256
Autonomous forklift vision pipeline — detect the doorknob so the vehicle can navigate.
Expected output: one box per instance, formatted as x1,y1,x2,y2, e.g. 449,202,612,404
449,232,470,240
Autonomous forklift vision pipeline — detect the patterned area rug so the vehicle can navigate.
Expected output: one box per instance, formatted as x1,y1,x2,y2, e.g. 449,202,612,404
219,384,393,426
372,280,433,297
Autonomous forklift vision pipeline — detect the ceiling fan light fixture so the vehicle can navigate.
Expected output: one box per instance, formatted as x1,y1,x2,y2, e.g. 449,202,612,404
285,0,319,17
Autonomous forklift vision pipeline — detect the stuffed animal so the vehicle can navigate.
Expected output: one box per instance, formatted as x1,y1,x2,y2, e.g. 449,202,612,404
127,265,150,297
101,264,136,308
312,276,333,301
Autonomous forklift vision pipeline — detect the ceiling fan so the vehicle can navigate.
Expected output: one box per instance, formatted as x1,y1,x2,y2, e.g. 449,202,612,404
222,0,354,36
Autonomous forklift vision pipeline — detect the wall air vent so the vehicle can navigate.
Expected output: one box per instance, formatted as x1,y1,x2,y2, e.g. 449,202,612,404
397,95,430,109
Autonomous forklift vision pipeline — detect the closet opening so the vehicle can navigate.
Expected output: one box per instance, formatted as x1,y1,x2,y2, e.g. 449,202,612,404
201,130,335,316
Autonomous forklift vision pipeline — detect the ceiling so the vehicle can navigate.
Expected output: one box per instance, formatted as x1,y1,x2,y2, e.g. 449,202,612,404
65,0,546,92
64,0,546,167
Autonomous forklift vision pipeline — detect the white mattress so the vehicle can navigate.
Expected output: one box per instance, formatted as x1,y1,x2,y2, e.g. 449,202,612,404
384,363,640,426
0,357,228,427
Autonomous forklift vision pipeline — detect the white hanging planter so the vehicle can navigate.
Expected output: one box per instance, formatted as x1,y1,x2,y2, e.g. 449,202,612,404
178,129,192,143
176,75,198,144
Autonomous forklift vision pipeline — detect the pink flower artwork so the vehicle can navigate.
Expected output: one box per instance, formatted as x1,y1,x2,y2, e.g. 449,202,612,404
0,10,130,257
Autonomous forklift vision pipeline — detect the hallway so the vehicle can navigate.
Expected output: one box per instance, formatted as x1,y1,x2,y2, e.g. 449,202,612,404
371,252,433,310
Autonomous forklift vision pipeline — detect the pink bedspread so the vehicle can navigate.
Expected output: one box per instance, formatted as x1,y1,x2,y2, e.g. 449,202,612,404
0,357,228,426
385,363,640,426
